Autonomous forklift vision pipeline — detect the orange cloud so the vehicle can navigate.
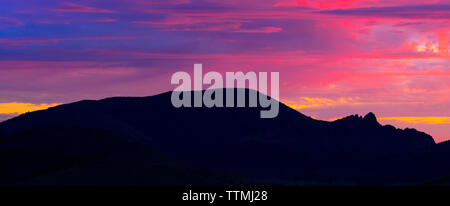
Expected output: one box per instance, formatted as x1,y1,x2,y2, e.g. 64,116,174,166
379,117,450,125
0,103,60,115
406,31,449,55
438,30,449,55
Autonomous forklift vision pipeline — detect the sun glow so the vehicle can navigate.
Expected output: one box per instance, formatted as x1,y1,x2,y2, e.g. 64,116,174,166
379,117,450,125
0,102,60,115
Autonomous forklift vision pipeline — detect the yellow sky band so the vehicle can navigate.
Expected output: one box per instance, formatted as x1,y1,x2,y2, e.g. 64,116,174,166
0,103,60,115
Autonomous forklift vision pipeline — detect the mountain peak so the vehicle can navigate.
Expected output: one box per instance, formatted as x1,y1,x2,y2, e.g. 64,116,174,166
363,112,377,122
363,112,381,127
335,112,381,127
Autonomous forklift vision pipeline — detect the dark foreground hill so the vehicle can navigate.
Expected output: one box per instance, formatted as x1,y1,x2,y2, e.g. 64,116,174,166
0,89,448,185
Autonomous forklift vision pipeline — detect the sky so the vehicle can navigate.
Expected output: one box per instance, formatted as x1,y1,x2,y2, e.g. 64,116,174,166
0,0,449,142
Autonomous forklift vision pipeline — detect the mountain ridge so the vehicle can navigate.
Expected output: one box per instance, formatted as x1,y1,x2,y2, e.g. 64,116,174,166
0,88,447,185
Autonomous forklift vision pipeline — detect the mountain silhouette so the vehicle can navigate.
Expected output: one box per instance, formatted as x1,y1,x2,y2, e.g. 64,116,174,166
0,88,448,185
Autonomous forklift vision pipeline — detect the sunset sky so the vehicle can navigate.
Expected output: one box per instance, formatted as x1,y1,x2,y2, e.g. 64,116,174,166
0,0,449,142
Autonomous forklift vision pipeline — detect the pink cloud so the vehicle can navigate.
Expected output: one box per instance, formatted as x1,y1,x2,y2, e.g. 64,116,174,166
273,0,375,9
94,19,117,23
274,0,444,9
235,26,283,33
52,2,114,13
0,36,135,46
134,8,323,32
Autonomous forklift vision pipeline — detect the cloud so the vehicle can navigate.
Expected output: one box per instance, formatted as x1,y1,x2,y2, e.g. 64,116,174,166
0,36,135,46
0,17,24,26
235,26,283,33
52,2,114,13
320,4,450,19
94,19,117,23
274,0,356,9
134,8,316,32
